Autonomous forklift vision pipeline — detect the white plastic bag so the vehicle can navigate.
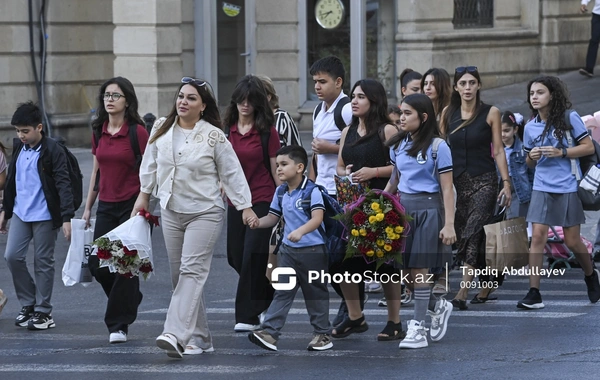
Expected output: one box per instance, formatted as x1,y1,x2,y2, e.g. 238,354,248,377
62,219,95,287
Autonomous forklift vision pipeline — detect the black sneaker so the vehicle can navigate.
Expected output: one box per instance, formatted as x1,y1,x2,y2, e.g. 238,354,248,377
517,288,545,309
27,312,56,330
584,269,600,303
15,306,34,327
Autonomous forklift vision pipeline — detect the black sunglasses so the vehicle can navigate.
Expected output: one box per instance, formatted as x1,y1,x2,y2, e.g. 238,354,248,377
181,77,207,87
455,66,478,74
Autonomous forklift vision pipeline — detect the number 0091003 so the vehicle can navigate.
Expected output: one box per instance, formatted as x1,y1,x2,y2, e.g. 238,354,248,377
460,281,498,289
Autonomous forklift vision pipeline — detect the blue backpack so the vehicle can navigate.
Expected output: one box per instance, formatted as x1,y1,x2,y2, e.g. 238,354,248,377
275,180,347,265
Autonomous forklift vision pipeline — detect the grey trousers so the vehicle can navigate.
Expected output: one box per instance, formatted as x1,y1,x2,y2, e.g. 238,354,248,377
4,215,58,314
262,243,331,339
160,206,223,350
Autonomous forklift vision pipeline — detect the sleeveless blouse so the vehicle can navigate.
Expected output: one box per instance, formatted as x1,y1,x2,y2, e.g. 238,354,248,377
341,125,390,190
447,103,496,178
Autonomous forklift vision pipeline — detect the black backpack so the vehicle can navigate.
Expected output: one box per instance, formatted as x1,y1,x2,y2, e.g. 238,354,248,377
564,110,600,210
313,96,350,132
92,123,142,192
10,137,83,213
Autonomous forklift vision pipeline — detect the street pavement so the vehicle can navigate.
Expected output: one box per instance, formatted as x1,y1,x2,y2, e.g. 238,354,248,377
2,70,600,379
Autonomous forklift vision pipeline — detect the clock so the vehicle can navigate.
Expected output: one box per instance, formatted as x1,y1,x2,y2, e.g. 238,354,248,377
315,0,345,30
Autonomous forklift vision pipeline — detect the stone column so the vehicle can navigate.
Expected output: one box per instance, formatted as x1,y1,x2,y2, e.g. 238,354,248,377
113,0,183,118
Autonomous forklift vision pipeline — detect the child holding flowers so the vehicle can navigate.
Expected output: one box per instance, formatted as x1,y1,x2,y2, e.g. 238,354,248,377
332,78,403,341
384,93,456,349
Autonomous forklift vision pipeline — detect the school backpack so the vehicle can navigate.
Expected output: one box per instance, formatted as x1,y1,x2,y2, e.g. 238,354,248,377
565,110,600,210
92,123,142,192
275,179,347,265
313,96,350,132
47,137,83,213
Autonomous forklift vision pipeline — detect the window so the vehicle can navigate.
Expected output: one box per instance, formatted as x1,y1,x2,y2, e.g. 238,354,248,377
453,0,493,29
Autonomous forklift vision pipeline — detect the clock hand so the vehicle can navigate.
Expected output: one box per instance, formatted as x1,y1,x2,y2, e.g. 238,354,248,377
319,10,333,19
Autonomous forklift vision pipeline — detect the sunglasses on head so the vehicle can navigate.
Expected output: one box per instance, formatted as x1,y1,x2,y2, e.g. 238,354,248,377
181,77,207,87
455,66,478,74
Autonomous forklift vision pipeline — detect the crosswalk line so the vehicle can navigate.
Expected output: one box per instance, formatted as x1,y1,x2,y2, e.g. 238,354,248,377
138,307,585,319
0,364,276,374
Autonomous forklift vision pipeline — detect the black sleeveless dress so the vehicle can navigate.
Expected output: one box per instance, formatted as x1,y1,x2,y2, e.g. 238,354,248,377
448,104,498,269
341,125,390,190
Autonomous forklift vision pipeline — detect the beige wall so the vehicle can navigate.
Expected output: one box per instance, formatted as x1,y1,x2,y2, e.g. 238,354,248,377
0,0,114,147
255,0,300,117
395,0,590,91
0,0,595,145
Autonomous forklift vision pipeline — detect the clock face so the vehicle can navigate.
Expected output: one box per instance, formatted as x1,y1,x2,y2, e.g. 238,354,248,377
315,0,345,30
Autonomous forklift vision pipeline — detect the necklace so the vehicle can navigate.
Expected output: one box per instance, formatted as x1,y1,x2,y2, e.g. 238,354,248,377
179,126,194,143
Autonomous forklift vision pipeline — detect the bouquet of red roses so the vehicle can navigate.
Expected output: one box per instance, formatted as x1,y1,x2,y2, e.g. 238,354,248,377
337,190,410,268
93,209,159,279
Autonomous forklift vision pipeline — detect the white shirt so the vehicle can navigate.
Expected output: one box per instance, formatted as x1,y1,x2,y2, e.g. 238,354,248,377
140,117,252,213
582,0,600,15
312,91,352,194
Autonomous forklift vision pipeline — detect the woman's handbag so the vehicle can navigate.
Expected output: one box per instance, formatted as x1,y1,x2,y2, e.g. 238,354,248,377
334,174,367,209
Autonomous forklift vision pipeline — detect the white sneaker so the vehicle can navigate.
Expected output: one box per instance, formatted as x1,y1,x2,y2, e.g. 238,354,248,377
365,281,383,293
234,323,261,332
399,320,428,349
183,344,215,355
428,298,452,342
109,330,127,344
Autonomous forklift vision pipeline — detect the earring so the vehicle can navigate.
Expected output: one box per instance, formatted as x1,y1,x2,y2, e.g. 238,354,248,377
201,111,204,117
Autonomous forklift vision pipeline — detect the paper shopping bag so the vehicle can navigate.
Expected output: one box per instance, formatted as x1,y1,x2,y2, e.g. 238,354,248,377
62,219,95,286
484,216,529,271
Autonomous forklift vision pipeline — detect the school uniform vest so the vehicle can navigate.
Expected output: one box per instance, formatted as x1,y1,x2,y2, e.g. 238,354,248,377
448,103,496,178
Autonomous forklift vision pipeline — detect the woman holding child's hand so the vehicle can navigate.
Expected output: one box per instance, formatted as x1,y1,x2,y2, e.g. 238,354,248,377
137,77,254,358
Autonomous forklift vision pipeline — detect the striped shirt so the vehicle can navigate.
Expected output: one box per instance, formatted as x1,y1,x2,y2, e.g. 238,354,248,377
274,108,302,147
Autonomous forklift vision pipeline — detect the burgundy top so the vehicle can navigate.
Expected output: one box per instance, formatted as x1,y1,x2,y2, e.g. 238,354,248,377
92,121,149,202
227,124,280,204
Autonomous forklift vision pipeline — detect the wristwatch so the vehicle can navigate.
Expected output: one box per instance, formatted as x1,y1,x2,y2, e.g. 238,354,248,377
562,147,567,158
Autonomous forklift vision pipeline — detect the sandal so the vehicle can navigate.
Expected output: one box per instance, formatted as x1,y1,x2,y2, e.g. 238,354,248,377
377,321,405,341
470,294,498,304
451,299,468,310
331,315,369,338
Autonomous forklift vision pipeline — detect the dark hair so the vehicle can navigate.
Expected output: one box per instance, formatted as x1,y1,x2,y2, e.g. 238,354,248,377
92,77,144,137
400,68,422,97
421,68,452,117
349,79,391,144
11,101,42,127
386,94,440,158
526,76,572,144
388,105,401,116
276,145,308,169
309,55,346,85
443,67,483,135
223,75,274,134
150,79,222,144
502,110,524,142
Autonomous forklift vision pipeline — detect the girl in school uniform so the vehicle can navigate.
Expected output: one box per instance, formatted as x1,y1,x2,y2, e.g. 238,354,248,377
520,75,599,309
501,111,533,219
384,93,456,349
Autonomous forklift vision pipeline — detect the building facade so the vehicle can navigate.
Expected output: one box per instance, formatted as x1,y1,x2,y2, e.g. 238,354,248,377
0,0,592,146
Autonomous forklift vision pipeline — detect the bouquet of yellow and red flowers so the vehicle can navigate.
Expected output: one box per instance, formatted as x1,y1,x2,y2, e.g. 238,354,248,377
337,190,410,268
